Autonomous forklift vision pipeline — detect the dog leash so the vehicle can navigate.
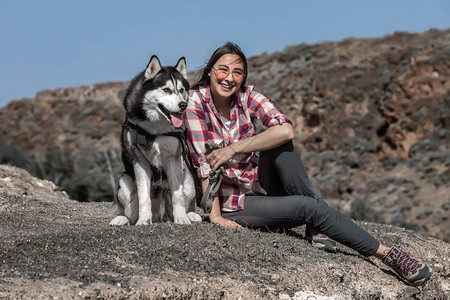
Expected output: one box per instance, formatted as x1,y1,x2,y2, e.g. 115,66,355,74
199,140,226,213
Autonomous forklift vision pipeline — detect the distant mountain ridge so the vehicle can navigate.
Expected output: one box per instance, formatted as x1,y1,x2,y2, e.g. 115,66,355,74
0,28,449,241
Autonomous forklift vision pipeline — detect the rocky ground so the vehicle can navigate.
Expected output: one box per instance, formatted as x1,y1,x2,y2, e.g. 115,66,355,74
1,164,449,299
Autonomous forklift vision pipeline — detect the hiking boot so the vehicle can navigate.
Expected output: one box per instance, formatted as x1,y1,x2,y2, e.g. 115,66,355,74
382,245,432,286
310,233,337,252
305,227,337,252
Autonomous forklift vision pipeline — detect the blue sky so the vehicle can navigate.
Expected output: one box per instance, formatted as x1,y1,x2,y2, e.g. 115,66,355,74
1,0,449,108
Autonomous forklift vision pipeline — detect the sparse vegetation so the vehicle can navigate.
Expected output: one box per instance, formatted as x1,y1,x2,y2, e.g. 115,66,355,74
0,137,31,169
1,144,122,202
349,198,385,224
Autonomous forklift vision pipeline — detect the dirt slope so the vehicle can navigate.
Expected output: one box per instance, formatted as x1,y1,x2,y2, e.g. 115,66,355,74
1,164,449,299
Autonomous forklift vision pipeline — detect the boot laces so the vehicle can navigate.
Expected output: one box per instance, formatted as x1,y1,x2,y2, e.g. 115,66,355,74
393,250,421,276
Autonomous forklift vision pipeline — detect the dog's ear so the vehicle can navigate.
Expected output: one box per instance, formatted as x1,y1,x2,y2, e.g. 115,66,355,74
175,57,187,79
145,55,162,80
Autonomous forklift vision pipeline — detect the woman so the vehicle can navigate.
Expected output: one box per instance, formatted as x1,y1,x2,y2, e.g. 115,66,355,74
183,42,432,286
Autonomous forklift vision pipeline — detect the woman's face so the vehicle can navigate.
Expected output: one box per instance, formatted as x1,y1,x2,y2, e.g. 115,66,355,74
209,53,245,102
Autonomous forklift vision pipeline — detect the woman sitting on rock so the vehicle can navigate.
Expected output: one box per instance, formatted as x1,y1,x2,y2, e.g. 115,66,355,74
183,42,432,286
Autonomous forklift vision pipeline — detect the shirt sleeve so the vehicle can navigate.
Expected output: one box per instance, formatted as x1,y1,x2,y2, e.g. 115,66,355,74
183,90,212,179
245,87,292,127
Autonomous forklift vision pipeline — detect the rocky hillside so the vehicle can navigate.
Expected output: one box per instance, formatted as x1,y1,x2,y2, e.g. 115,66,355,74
0,29,449,242
0,164,449,299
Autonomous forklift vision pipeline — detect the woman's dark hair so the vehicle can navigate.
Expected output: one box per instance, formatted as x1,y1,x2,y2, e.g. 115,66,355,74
191,42,248,91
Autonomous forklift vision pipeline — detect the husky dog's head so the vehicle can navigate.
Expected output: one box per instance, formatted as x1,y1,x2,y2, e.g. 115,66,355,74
124,56,189,129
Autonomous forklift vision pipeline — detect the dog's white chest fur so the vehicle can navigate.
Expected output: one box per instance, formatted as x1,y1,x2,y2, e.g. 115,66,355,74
146,137,182,170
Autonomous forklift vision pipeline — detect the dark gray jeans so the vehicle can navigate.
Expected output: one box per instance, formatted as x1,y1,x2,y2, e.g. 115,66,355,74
222,141,379,256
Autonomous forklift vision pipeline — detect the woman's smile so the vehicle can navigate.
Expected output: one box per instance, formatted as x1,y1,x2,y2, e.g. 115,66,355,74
220,82,233,91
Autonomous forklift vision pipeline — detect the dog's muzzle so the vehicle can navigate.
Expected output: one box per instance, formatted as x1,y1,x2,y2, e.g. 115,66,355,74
158,104,185,128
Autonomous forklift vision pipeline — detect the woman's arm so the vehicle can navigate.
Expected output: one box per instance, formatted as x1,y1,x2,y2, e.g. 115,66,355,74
207,122,294,171
202,178,242,228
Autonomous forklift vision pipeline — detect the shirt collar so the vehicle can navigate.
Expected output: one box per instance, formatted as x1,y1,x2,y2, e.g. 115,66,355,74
201,85,243,107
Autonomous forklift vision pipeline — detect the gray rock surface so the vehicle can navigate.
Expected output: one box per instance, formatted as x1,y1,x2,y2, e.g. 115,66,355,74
1,164,449,299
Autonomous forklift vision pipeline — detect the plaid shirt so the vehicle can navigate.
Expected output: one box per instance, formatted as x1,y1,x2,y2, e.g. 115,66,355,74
183,85,291,212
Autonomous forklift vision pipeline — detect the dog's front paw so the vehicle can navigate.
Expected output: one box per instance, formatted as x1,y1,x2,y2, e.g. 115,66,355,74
110,216,130,226
174,215,192,225
136,218,152,225
187,212,202,222
173,206,191,225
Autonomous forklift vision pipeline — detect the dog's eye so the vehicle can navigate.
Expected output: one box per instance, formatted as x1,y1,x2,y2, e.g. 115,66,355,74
163,88,171,93
179,88,184,93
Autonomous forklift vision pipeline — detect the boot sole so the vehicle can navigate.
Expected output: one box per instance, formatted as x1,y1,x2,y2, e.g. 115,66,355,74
408,268,433,286
311,240,337,253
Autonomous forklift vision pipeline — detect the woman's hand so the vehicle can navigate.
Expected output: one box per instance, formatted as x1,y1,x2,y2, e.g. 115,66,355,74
209,215,243,228
206,123,295,171
206,145,236,171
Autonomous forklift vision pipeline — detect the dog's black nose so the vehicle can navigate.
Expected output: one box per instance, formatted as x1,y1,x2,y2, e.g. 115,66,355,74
178,102,187,110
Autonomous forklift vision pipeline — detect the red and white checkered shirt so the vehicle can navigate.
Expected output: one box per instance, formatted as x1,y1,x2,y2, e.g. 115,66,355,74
183,85,292,212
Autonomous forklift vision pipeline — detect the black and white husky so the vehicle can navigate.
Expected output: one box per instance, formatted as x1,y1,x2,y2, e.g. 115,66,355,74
110,56,201,226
